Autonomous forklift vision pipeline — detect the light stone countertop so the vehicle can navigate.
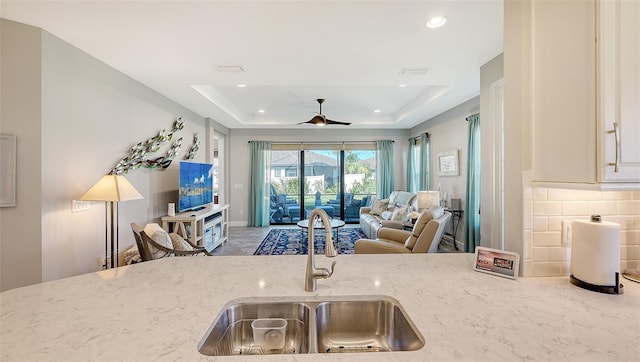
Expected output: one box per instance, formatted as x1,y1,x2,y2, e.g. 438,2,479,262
1,253,639,361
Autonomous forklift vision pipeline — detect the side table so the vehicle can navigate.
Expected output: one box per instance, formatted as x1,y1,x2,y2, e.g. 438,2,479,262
444,209,464,250
401,221,414,231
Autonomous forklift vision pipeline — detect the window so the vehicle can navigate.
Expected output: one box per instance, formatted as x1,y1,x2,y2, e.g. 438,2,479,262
269,144,377,225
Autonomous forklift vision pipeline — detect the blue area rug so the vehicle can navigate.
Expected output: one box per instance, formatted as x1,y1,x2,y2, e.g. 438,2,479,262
254,227,366,255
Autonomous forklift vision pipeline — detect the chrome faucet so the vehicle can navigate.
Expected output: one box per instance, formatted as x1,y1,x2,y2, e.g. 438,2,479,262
305,209,337,292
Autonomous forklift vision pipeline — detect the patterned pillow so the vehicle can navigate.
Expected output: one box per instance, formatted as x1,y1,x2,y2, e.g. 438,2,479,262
369,197,390,216
391,206,408,221
143,223,172,259
169,233,194,251
380,210,394,220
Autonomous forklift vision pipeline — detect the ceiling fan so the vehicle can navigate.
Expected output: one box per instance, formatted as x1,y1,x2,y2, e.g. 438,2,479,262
298,99,352,126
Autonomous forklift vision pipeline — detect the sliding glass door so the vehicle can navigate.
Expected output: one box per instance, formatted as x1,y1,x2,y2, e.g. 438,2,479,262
303,150,340,221
270,147,376,225
270,151,301,224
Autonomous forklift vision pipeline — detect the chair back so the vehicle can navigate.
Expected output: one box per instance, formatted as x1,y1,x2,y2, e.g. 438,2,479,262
130,223,153,261
408,211,452,253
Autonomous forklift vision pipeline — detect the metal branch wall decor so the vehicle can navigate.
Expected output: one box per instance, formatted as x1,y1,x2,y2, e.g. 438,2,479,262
110,117,201,175
183,133,200,160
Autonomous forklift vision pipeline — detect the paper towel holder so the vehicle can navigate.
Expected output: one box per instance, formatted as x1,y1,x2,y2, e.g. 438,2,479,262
570,273,623,294
569,214,623,295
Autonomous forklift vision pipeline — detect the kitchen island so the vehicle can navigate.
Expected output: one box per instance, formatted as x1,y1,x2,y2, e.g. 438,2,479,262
1,253,638,361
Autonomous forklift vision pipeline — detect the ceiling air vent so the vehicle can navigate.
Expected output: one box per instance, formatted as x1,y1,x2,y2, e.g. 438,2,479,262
399,68,429,75
214,65,245,73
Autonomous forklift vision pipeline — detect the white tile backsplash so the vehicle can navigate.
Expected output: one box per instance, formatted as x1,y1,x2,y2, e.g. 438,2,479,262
532,217,548,231
524,187,640,277
619,200,640,215
533,231,561,247
533,201,562,216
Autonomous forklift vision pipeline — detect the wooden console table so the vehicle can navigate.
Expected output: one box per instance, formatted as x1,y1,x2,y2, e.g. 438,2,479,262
161,204,229,251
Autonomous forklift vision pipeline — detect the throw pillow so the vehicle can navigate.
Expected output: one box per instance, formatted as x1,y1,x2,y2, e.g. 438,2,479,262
391,206,408,221
369,197,389,216
169,233,194,251
380,210,394,220
143,223,172,259
424,205,445,219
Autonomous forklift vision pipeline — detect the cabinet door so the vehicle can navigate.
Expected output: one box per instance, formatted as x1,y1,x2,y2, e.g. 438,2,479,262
599,0,640,182
532,0,597,184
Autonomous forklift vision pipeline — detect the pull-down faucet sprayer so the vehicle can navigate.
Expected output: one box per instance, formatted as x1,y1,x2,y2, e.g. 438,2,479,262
304,209,337,292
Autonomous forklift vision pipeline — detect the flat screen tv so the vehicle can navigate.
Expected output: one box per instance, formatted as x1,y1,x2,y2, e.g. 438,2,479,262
178,161,214,212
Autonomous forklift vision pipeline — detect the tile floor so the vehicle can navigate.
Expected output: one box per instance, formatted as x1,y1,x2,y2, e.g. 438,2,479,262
212,226,461,256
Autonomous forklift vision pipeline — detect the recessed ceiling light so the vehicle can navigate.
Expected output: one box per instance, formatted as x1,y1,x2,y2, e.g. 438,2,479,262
374,109,382,113
258,109,265,113
214,65,244,72
399,68,428,75
426,16,447,29
399,84,408,88
237,84,246,87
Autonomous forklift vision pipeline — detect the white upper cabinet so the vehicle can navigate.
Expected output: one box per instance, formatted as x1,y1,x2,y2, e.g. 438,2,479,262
598,0,640,184
531,0,639,189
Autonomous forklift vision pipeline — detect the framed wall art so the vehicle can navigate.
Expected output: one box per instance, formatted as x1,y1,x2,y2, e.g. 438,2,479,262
0,134,16,207
437,149,459,176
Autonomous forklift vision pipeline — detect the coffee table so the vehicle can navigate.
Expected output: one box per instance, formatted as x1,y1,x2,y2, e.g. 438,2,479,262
297,219,345,244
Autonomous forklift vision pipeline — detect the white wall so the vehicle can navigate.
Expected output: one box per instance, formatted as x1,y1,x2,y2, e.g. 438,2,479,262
502,0,530,261
480,53,504,250
227,128,409,225
0,20,43,291
409,96,479,248
0,19,220,289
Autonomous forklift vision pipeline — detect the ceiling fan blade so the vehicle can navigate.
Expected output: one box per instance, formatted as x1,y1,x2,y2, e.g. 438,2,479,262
296,99,352,126
297,115,326,126
325,118,352,126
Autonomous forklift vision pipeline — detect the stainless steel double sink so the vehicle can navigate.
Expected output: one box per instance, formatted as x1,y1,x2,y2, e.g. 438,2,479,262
198,295,424,356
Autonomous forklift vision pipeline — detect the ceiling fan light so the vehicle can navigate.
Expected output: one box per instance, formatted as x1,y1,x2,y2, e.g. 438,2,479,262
310,116,326,125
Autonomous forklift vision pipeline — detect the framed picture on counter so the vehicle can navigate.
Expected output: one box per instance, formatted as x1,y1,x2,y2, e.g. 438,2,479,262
473,247,520,280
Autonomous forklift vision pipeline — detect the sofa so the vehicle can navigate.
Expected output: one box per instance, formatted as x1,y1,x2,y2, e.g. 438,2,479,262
355,207,451,254
359,190,418,239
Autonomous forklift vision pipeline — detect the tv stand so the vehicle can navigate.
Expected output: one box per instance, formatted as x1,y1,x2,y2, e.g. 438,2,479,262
186,206,206,212
161,204,229,251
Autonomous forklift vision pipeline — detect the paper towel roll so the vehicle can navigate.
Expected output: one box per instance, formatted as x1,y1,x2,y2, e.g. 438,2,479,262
570,219,620,286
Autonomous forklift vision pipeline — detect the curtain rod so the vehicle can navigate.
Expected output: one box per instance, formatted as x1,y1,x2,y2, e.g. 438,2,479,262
247,140,394,144
409,132,429,140
465,113,480,121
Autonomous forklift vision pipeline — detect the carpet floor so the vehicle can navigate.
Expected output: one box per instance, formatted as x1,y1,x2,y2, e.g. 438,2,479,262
253,227,366,255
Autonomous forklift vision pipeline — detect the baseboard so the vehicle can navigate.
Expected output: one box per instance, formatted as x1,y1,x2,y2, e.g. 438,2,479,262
228,220,248,227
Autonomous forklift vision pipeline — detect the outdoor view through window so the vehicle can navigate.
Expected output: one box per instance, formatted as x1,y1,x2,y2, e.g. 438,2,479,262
270,150,376,224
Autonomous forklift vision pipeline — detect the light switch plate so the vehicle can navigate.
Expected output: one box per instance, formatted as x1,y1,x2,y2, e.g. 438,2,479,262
561,220,572,245
72,200,91,212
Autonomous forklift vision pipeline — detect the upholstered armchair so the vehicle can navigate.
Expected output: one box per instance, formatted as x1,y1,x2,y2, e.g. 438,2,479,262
354,208,451,254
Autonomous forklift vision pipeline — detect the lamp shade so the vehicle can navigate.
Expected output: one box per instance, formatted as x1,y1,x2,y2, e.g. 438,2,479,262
417,191,439,210
78,175,143,202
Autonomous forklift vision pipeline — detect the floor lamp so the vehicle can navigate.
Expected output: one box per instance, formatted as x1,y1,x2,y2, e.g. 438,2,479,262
79,175,143,269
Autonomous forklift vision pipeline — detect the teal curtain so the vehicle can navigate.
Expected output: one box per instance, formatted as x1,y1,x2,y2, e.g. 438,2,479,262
464,114,481,252
377,140,394,198
406,138,417,193
419,133,430,191
248,141,272,227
